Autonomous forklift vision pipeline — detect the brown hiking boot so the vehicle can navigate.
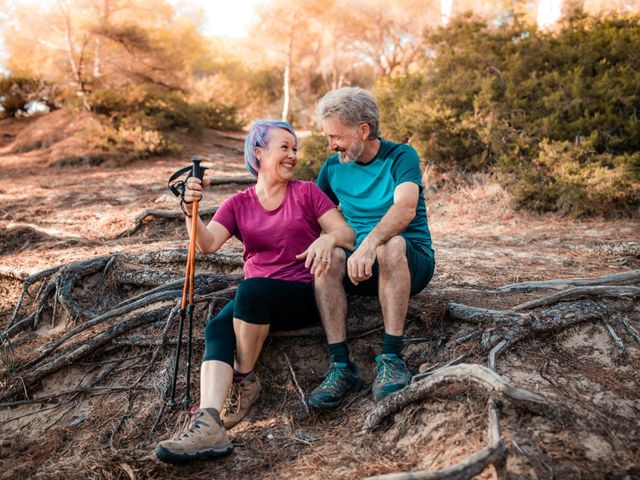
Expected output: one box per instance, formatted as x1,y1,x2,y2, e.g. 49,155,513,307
155,408,233,463
221,373,262,429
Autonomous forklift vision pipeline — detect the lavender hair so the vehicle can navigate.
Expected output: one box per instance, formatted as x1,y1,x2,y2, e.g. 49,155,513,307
244,120,297,178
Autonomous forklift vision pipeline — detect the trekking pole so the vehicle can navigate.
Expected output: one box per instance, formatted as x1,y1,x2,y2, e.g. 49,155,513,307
167,157,206,409
183,159,204,409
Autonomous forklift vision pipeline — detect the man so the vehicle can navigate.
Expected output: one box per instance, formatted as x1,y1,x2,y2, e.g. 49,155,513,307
307,87,435,407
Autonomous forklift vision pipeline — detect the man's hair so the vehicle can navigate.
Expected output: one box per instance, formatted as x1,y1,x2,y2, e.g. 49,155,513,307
316,87,380,140
244,119,297,178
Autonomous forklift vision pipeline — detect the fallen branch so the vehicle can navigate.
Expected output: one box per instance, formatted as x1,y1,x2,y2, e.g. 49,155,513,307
364,363,548,432
496,270,640,293
365,400,506,480
512,286,640,310
280,349,309,414
115,206,219,238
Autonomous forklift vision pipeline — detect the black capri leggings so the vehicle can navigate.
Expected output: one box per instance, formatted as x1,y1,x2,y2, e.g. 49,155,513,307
203,277,320,367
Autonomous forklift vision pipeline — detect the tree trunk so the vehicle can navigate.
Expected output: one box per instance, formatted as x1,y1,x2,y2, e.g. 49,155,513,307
281,12,297,122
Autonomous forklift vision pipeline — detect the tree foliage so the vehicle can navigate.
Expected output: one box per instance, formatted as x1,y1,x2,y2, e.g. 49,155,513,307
376,14,640,216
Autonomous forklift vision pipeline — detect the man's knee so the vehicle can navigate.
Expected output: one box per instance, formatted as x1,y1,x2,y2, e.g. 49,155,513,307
376,236,407,269
316,247,346,283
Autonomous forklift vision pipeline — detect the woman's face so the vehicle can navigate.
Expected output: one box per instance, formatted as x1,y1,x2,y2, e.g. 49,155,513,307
256,128,297,181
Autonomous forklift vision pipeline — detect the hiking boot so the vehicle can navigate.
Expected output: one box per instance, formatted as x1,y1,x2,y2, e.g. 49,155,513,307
155,408,233,464
372,354,412,402
221,372,262,429
307,358,361,409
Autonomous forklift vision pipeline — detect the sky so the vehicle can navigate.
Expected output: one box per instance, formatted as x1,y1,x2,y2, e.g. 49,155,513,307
0,0,264,74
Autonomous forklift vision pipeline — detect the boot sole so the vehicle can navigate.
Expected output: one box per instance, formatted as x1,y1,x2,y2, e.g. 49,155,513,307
155,443,234,464
307,380,362,409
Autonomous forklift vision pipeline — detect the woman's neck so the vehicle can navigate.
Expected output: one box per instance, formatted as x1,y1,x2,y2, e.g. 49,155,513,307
255,175,289,210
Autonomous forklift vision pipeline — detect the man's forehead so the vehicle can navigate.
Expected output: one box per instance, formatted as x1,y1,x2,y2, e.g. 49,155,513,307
322,116,351,134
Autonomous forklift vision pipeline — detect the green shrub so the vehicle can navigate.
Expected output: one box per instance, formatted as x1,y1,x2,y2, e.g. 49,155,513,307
84,84,241,162
376,14,640,216
295,131,329,180
0,76,55,117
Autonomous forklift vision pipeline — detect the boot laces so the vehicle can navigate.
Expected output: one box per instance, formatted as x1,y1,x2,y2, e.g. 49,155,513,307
224,382,242,414
376,356,396,382
320,363,345,389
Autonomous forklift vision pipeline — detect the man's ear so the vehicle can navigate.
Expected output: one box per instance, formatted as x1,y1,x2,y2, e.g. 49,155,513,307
359,123,371,140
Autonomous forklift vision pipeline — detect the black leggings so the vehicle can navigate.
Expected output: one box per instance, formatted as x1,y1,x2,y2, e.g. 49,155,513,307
203,277,320,367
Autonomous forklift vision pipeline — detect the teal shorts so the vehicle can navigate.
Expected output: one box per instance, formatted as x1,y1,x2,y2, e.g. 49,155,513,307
343,238,435,297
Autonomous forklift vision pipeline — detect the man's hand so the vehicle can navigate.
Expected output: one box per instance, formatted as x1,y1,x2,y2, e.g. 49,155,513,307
296,234,336,277
347,240,377,285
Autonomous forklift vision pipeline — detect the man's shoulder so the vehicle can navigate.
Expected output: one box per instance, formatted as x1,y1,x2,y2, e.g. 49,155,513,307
380,138,418,159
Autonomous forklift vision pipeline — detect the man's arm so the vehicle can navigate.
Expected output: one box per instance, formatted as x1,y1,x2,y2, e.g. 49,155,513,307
347,182,419,284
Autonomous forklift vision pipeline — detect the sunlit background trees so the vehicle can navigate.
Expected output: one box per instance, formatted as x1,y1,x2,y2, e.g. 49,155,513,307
1,0,638,215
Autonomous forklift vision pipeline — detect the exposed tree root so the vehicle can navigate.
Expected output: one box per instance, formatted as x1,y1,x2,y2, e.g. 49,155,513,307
364,363,547,432
448,298,631,370
0,251,243,403
365,400,505,480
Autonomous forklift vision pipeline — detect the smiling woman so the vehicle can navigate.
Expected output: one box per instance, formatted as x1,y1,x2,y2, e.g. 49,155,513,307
154,119,355,464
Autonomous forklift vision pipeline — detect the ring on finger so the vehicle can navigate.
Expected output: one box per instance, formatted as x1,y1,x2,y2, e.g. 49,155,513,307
321,258,330,263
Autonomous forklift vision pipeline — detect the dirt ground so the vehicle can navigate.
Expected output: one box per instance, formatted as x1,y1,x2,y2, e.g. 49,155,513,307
1,114,639,479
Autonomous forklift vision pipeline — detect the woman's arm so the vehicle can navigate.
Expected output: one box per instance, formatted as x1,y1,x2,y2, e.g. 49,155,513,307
295,207,355,276
183,177,232,253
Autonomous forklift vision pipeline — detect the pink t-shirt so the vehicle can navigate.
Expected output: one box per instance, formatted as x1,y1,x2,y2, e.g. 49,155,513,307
212,180,337,284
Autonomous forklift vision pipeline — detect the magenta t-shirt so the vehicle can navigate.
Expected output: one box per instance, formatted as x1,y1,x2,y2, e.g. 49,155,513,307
212,180,337,284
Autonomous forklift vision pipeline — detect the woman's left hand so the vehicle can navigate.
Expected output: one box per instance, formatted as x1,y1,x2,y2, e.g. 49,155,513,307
295,234,336,277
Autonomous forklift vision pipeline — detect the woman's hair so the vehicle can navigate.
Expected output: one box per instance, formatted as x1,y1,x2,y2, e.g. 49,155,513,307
316,87,380,140
244,120,297,178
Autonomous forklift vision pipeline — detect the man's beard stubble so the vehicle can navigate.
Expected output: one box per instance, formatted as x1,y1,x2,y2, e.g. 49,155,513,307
337,137,365,164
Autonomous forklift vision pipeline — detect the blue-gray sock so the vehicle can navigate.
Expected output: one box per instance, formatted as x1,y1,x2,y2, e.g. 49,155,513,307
328,341,350,364
382,333,403,356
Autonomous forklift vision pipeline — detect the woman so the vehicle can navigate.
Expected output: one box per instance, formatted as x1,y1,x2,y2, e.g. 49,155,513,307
155,120,354,463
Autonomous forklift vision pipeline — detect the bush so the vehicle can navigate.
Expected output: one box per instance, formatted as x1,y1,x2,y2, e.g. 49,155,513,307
295,131,329,180
83,84,242,162
376,14,640,216
0,76,56,117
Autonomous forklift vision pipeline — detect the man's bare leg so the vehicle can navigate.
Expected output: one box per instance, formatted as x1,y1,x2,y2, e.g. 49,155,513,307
373,235,411,401
308,247,360,408
376,235,410,336
314,247,348,344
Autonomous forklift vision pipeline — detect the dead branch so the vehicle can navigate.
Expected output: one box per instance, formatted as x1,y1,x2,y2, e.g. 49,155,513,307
208,176,256,186
364,363,548,432
496,270,640,293
365,400,506,480
512,286,640,310
280,349,309,414
115,206,219,238
605,322,625,352
620,317,640,344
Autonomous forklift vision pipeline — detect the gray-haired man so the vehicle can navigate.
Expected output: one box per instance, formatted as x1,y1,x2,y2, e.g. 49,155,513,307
307,87,435,407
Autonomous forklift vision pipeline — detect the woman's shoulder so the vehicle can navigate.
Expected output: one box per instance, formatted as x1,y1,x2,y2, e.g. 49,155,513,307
289,179,321,194
220,186,256,210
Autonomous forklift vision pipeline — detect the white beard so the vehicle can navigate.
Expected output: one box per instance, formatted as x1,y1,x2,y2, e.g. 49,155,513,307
338,139,365,164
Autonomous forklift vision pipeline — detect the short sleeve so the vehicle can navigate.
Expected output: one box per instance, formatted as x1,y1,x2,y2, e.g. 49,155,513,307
305,182,337,220
212,194,238,237
391,146,423,188
316,160,339,205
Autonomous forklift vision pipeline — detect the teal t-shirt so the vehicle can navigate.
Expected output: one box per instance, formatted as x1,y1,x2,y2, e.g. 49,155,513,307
316,138,434,258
